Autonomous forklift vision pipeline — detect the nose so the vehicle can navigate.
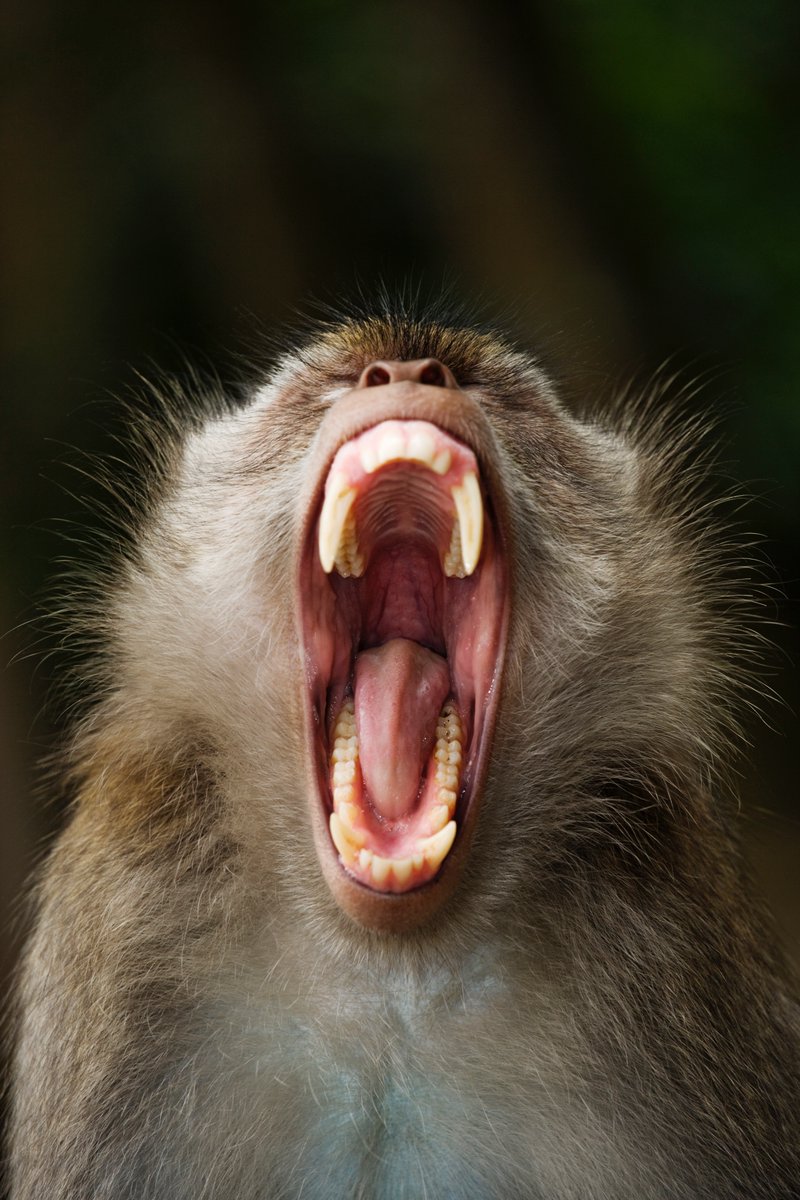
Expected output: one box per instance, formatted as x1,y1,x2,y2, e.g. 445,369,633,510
357,358,457,390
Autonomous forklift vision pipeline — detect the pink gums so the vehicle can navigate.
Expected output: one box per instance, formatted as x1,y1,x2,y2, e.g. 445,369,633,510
325,419,478,494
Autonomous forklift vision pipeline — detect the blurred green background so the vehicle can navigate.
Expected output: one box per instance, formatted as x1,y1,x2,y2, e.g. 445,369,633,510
1,0,798,1001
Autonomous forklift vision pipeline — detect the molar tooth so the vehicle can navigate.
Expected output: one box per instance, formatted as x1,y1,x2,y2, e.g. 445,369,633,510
443,514,466,578
419,821,457,871
334,707,355,733
333,508,364,578
318,474,357,573
333,760,356,785
450,471,483,576
335,717,352,733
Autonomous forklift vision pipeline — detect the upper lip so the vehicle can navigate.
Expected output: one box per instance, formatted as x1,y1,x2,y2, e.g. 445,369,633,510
298,381,502,518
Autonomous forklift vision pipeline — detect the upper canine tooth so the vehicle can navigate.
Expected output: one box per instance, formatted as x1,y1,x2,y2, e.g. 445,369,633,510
318,473,357,573
450,471,483,576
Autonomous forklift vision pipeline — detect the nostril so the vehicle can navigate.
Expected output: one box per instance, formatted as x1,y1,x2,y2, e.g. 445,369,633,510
357,358,457,390
364,365,391,388
418,360,447,388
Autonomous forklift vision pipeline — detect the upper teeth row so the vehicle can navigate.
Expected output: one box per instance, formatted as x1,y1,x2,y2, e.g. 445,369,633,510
318,434,484,578
360,426,454,476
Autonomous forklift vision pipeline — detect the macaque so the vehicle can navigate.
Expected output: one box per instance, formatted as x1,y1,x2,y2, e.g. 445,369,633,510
8,301,800,1199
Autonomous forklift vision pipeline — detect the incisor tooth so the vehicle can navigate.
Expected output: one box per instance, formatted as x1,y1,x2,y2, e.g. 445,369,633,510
392,857,414,886
318,475,357,573
376,430,405,467
407,429,436,466
370,854,392,887
360,442,380,473
432,449,452,475
451,471,483,576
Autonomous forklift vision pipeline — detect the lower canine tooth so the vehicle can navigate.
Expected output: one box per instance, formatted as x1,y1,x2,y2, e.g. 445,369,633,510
420,820,457,871
330,813,359,865
336,802,366,846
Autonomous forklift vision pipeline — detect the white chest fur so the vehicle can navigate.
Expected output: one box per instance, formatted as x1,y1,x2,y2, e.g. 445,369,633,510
180,942,614,1200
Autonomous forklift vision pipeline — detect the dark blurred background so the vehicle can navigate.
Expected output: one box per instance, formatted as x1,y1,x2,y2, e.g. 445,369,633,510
2,0,799,1012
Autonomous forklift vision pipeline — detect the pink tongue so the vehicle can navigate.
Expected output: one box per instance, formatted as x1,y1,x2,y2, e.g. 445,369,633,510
354,638,450,820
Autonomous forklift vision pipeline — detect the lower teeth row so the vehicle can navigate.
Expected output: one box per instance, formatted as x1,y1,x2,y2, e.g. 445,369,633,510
328,698,462,888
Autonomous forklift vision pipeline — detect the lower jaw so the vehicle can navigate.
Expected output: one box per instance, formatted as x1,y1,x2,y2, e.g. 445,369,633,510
312,801,471,934
326,695,465,894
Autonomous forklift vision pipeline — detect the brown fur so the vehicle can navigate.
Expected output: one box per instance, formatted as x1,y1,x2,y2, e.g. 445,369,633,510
7,301,800,1198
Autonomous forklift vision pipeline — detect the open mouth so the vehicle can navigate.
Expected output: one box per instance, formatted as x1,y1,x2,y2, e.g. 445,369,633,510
299,416,506,899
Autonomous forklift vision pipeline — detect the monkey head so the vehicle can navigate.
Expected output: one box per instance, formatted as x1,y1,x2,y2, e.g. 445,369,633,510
105,311,736,941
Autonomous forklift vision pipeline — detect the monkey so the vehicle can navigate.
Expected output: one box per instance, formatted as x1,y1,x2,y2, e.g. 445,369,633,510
6,298,800,1199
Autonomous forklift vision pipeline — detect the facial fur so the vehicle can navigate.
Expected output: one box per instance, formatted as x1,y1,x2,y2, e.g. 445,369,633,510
8,302,799,1200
